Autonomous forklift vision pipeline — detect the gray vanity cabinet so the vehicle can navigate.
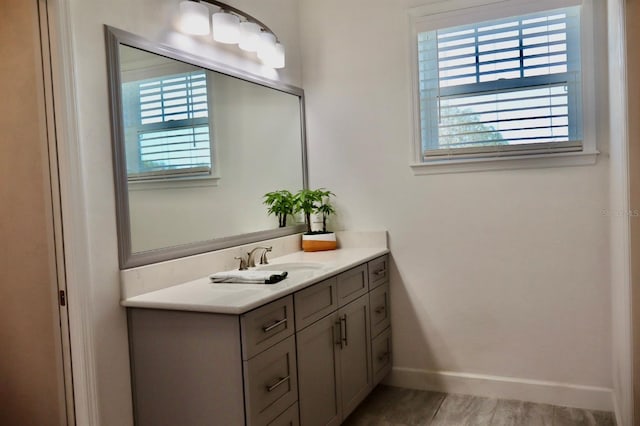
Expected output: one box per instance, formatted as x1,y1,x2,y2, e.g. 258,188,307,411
127,254,390,426
296,266,376,426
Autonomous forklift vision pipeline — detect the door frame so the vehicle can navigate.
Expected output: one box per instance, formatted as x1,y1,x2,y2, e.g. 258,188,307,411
41,0,101,424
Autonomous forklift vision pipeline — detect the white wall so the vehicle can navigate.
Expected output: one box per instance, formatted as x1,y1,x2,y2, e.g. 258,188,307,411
62,1,302,424
300,0,612,409
607,0,633,417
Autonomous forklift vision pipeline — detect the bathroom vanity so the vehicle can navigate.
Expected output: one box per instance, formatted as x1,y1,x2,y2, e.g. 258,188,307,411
106,26,391,426
124,249,391,426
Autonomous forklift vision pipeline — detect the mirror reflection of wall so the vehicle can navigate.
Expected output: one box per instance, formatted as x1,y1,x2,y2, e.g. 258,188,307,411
117,43,304,254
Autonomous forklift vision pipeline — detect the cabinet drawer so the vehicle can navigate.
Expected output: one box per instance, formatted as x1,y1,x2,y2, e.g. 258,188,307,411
336,264,368,307
369,282,390,338
267,402,299,426
368,255,389,290
242,296,295,360
371,327,392,386
244,335,298,426
294,277,338,331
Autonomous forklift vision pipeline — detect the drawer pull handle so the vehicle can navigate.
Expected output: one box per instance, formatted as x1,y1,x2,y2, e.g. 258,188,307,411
373,268,386,276
263,318,287,333
334,321,343,348
341,315,348,347
266,375,290,392
375,306,386,314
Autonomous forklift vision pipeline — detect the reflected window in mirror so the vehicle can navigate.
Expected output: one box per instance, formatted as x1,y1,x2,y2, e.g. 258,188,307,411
106,27,308,268
120,46,215,181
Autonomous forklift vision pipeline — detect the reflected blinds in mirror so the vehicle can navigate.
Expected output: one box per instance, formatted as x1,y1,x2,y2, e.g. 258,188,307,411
122,70,213,179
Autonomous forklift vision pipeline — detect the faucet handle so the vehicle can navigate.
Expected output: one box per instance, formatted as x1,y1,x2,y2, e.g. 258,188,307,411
259,247,273,265
234,256,248,271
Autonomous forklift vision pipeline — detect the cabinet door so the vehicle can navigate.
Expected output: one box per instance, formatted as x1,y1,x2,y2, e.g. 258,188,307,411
338,294,372,419
369,282,390,338
244,335,298,426
296,312,342,426
371,327,392,386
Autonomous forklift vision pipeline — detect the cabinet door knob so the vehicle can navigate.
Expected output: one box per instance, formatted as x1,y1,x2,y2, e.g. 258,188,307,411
373,268,386,276
262,317,287,333
375,306,386,314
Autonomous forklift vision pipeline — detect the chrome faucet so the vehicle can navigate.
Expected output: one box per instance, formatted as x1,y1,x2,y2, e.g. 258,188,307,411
234,255,249,271
247,246,272,267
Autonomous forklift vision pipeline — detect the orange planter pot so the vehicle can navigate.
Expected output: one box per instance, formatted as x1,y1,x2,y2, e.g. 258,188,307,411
301,233,337,252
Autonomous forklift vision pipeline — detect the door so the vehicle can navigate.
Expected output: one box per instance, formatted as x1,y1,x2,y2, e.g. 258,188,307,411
296,312,342,426
0,1,72,425
338,294,372,419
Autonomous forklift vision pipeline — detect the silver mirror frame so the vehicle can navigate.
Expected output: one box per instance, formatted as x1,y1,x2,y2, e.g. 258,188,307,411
105,26,308,269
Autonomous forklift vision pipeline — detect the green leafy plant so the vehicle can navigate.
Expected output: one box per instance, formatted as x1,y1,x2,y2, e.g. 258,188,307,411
263,190,295,227
314,189,335,233
294,188,336,234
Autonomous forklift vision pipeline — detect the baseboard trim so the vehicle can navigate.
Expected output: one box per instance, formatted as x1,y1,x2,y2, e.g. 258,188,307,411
384,367,613,412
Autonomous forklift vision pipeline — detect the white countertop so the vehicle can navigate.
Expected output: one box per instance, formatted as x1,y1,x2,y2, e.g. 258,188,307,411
121,247,389,315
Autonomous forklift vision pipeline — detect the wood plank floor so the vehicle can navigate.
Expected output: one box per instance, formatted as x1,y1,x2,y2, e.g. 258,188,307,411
342,385,615,426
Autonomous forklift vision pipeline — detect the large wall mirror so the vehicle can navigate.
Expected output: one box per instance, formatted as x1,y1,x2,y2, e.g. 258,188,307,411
105,26,307,268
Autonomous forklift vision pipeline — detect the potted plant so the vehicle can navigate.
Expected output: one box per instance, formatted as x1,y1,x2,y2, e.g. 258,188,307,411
295,188,337,252
314,189,336,233
263,190,295,227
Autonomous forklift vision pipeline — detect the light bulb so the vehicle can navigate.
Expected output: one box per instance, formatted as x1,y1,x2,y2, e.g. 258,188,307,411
178,1,210,36
212,11,240,44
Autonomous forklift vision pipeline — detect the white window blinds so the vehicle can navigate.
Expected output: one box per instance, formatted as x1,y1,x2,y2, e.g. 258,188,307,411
123,70,213,179
418,6,582,160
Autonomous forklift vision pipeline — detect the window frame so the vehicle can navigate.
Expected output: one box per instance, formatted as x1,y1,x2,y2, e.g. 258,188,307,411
120,58,219,185
408,0,598,174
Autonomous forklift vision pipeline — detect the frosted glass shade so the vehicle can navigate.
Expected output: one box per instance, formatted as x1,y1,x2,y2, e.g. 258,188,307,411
264,42,285,69
212,11,240,44
257,32,276,61
238,22,261,52
272,43,285,69
179,1,210,36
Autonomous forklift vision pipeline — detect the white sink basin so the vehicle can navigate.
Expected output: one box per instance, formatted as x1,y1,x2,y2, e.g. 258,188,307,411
256,262,325,272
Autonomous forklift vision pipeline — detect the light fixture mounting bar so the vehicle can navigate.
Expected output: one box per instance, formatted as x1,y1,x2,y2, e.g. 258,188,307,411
193,0,277,40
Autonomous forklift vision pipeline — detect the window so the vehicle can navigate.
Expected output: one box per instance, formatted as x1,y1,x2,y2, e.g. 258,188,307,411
122,70,214,180
410,0,597,172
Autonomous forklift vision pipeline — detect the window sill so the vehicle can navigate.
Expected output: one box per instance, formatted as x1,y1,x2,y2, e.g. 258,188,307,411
128,174,220,191
410,150,599,175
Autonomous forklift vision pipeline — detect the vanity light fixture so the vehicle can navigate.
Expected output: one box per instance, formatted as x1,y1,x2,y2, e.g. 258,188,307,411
178,0,285,69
